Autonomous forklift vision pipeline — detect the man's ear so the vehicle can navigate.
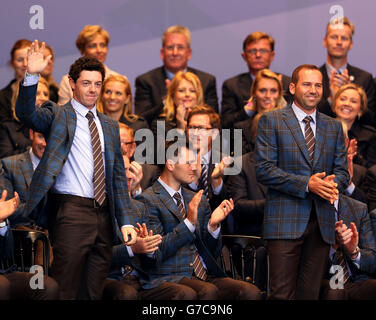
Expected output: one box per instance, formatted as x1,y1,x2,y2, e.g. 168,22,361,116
68,76,76,91
165,159,175,172
289,82,296,96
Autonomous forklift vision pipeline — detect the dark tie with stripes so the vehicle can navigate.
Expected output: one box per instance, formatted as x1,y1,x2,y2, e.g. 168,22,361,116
303,116,315,162
173,192,207,281
198,163,209,199
86,111,106,206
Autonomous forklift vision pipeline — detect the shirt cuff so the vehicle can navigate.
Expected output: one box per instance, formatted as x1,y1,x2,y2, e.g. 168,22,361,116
351,252,361,268
126,245,134,258
23,73,40,86
212,180,223,195
346,182,355,196
0,226,8,237
184,218,195,233
207,222,221,239
133,187,142,198
244,109,256,118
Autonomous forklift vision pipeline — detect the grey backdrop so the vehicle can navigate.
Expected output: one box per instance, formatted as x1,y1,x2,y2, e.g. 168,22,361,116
0,0,374,112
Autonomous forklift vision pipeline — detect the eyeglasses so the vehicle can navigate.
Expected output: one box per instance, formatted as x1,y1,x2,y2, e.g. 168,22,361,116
187,125,212,131
246,48,271,55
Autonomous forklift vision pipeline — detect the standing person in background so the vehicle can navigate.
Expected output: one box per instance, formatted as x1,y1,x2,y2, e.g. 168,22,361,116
318,17,376,125
0,39,32,122
58,25,125,106
135,25,218,125
255,64,350,299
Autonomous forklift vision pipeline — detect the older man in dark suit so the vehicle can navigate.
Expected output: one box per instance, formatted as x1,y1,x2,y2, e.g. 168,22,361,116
15,41,138,300
138,142,262,300
134,25,218,125
255,64,350,300
318,17,376,125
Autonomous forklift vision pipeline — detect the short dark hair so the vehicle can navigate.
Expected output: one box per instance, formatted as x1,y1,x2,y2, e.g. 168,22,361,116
291,64,320,85
157,138,190,174
187,104,221,130
68,56,105,83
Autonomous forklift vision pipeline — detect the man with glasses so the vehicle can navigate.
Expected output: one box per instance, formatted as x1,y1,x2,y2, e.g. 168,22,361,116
134,25,218,125
221,31,291,130
186,105,230,217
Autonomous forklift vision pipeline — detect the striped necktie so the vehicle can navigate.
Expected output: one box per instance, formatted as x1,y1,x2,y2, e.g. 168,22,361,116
198,163,209,199
303,116,315,162
173,192,207,281
86,111,106,206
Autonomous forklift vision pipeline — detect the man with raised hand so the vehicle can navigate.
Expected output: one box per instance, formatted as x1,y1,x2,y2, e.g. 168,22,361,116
15,40,138,300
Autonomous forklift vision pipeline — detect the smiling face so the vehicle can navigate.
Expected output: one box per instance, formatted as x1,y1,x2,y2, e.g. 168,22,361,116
29,130,46,160
84,34,108,63
254,77,280,113
161,33,192,74
290,69,323,113
173,78,198,112
102,80,130,114
69,70,102,109
11,47,29,80
334,88,362,123
35,81,50,107
41,47,54,78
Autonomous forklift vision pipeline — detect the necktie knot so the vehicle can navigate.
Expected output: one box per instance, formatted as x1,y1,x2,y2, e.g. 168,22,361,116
86,111,94,121
303,115,313,125
173,192,182,202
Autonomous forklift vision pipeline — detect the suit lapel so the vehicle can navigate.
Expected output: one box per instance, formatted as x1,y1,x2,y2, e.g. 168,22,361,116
20,152,34,188
153,181,185,221
282,106,312,165
313,112,327,166
65,102,77,143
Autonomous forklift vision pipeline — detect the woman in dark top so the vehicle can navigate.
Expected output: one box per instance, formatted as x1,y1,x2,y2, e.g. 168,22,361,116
234,69,286,154
0,39,32,122
332,83,376,168
98,74,148,134
0,77,50,159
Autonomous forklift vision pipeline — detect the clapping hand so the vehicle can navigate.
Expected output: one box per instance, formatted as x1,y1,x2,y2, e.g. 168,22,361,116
0,190,20,222
209,198,234,231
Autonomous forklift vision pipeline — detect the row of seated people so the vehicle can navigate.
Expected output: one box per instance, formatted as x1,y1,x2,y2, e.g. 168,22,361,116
1,99,376,300
1,16,376,142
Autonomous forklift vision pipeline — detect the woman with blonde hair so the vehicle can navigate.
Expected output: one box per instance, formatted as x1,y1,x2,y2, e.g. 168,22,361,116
235,69,286,154
0,77,50,158
98,74,148,132
332,83,376,167
151,71,204,136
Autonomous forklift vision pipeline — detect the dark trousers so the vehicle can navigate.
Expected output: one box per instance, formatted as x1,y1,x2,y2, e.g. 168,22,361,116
177,276,263,300
1,272,58,300
321,279,376,300
50,195,113,300
103,275,197,300
267,210,330,300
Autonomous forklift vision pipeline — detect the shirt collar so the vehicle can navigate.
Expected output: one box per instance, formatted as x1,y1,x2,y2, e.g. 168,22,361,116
325,62,347,76
164,67,188,81
71,98,98,119
291,102,317,124
29,148,40,171
158,177,183,200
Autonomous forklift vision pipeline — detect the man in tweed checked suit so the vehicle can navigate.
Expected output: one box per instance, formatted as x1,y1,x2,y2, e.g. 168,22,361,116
255,64,350,299
15,40,138,300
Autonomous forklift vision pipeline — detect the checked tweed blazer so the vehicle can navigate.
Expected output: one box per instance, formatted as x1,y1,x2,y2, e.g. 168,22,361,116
255,105,350,244
15,83,137,238
334,195,376,281
0,150,34,225
138,180,226,289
